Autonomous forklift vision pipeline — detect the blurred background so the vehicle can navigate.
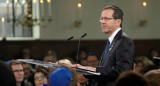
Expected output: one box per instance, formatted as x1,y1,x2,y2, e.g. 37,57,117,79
0,0,160,61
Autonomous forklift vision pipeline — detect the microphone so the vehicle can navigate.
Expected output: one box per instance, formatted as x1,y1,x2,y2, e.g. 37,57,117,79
58,36,74,64
67,36,74,41
81,33,87,38
75,33,87,67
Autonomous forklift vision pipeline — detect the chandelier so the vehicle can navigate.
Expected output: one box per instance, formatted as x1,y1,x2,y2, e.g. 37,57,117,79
6,0,52,27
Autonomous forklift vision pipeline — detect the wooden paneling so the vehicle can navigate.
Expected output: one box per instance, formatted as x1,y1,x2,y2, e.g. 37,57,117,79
0,40,160,61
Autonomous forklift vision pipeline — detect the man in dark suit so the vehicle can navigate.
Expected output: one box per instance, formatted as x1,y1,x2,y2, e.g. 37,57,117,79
73,5,134,86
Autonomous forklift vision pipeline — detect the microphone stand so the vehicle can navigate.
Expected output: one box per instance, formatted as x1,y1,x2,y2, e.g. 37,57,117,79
76,33,87,68
58,36,74,64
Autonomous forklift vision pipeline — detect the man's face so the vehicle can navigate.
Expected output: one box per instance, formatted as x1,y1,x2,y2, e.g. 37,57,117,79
44,56,56,63
87,56,99,67
100,9,120,36
22,63,30,79
12,64,24,83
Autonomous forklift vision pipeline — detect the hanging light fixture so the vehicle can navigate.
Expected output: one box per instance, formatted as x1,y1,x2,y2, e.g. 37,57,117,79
5,0,52,27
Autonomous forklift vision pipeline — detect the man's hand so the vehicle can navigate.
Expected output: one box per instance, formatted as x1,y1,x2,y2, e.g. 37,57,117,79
72,64,96,71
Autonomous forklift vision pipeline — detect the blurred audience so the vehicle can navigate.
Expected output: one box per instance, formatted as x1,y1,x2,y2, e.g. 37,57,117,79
86,52,99,67
22,63,35,86
17,48,33,59
80,57,87,66
144,69,160,86
73,48,88,64
85,52,99,86
78,48,88,61
115,71,148,86
10,60,25,86
31,69,48,86
56,58,89,86
134,60,144,73
0,60,16,86
147,48,159,60
43,54,57,63
77,73,88,86
134,56,155,74
49,65,79,86
47,49,57,58
56,59,72,66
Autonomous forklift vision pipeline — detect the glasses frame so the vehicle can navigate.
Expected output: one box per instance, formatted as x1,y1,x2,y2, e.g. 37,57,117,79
13,69,24,73
99,17,115,22
34,76,45,81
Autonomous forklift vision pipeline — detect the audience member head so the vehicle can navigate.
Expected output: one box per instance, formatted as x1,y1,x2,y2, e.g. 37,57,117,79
80,57,87,66
134,56,155,74
49,65,78,86
144,69,160,86
86,52,99,67
10,60,24,86
31,69,48,86
77,73,88,86
78,48,88,60
22,63,34,80
115,71,148,86
133,60,144,73
0,60,16,86
43,54,57,63
148,48,159,59
47,49,57,57
56,59,72,66
22,48,32,59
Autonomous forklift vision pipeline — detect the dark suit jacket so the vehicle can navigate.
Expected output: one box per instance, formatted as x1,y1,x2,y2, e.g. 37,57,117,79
88,30,134,86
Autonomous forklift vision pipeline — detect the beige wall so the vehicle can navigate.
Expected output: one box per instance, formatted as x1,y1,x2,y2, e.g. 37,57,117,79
40,0,160,40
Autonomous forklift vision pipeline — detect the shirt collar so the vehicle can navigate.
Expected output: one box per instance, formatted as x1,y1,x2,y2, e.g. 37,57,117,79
108,28,121,44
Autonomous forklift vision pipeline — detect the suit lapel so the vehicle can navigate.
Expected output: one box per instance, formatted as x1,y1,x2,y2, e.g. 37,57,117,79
99,30,123,66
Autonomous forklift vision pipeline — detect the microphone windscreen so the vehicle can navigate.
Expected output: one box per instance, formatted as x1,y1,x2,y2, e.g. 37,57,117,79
67,36,74,41
81,33,87,38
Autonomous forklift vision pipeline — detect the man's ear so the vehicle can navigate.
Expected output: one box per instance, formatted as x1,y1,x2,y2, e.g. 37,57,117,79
116,19,121,27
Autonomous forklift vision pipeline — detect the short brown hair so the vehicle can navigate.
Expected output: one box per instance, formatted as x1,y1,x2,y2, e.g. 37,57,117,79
102,5,123,27
9,60,22,66
115,71,148,86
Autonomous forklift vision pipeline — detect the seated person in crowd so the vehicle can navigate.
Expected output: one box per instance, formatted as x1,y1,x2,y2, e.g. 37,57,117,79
22,63,35,86
134,56,155,74
144,69,160,86
43,54,57,63
49,65,79,86
133,60,144,73
56,59,72,66
56,59,88,86
73,48,88,64
115,71,148,86
147,48,159,60
10,60,25,86
0,60,16,86
77,73,88,86
31,69,48,86
86,52,99,86
80,57,87,66
86,52,99,67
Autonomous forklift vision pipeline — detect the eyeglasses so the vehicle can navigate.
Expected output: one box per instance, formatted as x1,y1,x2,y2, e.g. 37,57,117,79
13,69,24,73
34,76,45,80
99,17,115,22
